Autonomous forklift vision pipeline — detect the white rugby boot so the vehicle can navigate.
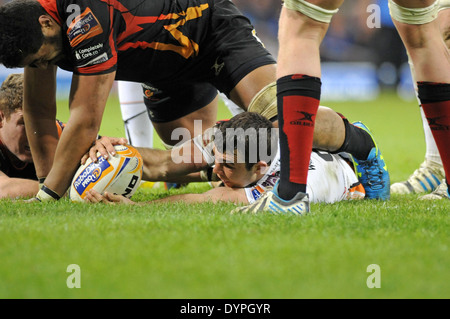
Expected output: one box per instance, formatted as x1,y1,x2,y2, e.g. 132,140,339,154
419,179,450,200
391,160,444,194
231,182,310,215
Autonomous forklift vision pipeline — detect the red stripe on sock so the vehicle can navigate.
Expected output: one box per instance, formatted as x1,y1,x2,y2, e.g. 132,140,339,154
422,101,450,180
282,95,319,185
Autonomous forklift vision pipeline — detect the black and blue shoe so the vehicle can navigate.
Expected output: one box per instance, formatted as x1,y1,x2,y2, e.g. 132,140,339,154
352,121,390,200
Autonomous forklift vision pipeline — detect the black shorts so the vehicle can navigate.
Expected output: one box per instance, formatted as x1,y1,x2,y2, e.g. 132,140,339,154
143,0,276,123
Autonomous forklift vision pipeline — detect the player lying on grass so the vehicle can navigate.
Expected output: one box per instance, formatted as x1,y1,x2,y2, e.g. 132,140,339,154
0,0,388,206
0,73,64,199
83,112,380,211
0,0,279,202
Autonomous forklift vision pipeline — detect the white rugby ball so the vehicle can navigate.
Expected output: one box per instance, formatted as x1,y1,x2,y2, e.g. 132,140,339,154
69,144,143,202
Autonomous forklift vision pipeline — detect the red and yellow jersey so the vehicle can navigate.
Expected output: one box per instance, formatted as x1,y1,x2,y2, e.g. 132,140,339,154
38,0,214,82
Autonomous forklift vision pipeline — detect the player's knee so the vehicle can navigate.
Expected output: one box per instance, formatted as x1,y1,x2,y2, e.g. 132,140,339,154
389,0,440,25
283,0,340,24
247,82,277,122
441,28,450,49
439,0,450,12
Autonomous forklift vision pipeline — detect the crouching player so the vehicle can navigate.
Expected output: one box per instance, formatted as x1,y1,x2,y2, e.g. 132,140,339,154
84,112,374,213
0,73,64,199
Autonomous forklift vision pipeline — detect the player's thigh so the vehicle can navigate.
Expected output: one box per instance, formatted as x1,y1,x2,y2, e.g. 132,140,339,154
277,6,328,78
151,96,219,147
295,0,344,10
143,82,219,146
228,64,276,110
438,7,450,48
392,0,437,8
277,0,344,77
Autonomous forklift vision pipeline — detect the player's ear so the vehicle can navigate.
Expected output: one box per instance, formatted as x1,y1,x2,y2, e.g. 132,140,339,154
38,15,58,33
255,161,269,175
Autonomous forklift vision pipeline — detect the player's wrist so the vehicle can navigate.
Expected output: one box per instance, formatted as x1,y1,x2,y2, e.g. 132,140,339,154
36,185,61,202
38,177,46,190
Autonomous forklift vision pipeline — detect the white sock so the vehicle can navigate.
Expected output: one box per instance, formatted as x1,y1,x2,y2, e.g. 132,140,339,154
408,56,442,165
118,81,154,148
420,106,442,164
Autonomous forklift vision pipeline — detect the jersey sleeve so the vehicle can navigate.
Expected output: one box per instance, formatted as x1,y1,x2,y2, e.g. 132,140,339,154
62,0,118,75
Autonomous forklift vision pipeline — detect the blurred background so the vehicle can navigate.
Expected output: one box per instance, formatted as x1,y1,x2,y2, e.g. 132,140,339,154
233,0,413,100
0,0,414,101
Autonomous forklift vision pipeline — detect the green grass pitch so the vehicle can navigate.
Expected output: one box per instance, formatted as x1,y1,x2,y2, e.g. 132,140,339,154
0,91,448,299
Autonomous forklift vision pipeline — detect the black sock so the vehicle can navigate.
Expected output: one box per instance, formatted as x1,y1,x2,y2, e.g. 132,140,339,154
333,119,375,160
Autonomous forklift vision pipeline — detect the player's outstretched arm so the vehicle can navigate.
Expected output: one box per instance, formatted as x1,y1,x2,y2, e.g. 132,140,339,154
0,171,39,199
23,65,59,180
42,72,116,198
152,186,248,204
82,135,209,183
84,185,249,205
138,138,210,182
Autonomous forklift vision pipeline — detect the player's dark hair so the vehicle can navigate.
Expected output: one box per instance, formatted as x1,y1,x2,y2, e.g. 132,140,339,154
0,73,24,119
214,112,278,170
0,0,47,68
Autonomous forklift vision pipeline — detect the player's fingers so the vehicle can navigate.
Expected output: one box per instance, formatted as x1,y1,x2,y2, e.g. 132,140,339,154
104,191,134,204
112,137,128,145
80,153,89,165
89,140,109,162
98,137,127,157
83,190,98,203
85,190,112,204
104,191,122,202
88,145,101,163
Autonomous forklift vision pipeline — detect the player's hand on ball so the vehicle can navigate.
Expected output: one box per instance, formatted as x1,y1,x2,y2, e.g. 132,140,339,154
81,136,128,164
84,189,136,205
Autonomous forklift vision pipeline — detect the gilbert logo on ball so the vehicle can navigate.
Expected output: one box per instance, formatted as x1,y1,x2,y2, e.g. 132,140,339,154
69,144,143,202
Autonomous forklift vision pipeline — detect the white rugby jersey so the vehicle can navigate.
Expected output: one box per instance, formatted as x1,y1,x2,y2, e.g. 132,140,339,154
193,128,365,204
243,148,365,204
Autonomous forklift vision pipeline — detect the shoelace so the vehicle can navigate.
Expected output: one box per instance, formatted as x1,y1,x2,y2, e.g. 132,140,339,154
360,157,384,189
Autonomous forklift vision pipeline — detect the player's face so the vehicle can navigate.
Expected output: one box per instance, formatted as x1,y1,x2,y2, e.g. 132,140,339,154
212,148,257,188
0,109,33,163
20,35,64,69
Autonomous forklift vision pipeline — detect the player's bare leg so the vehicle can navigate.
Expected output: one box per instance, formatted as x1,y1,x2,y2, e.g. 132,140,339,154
233,0,344,214
229,63,347,151
151,95,219,148
229,64,277,111
390,0,450,200
392,4,450,194
275,0,343,205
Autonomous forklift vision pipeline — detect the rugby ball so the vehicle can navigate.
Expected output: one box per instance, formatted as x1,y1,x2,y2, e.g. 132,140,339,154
69,144,143,202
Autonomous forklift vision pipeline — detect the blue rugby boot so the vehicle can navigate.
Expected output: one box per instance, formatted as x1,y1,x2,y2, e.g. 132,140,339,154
352,121,390,200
